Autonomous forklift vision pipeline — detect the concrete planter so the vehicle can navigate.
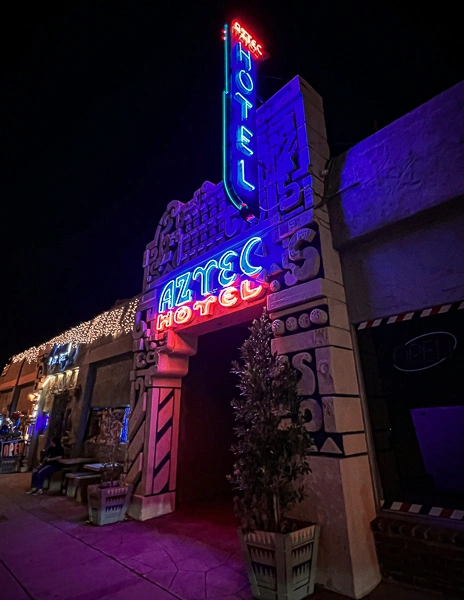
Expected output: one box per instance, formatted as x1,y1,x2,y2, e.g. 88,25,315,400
87,481,133,526
239,523,320,599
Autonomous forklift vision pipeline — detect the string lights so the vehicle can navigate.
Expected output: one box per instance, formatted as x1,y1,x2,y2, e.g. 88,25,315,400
10,298,139,365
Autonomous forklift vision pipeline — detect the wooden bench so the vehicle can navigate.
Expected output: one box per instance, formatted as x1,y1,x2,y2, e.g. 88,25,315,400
66,472,101,503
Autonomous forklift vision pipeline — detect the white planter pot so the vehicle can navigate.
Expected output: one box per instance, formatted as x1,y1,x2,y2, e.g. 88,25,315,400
87,481,133,526
239,523,320,599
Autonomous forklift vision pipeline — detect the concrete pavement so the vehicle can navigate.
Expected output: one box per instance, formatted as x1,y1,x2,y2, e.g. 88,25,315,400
0,473,443,600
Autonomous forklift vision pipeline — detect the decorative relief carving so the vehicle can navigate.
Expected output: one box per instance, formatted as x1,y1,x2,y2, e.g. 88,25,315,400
272,319,286,336
143,81,326,296
292,352,316,396
129,76,344,494
299,399,323,433
282,228,321,287
298,313,311,329
269,279,281,293
286,317,298,332
310,308,328,325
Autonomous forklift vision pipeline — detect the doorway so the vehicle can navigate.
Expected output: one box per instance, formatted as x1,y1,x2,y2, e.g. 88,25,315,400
176,322,251,507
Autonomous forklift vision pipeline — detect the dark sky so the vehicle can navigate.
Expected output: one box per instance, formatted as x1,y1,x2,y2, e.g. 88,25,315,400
1,0,462,367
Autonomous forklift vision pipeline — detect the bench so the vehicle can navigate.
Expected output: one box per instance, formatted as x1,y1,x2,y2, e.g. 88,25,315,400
43,468,72,495
66,472,101,503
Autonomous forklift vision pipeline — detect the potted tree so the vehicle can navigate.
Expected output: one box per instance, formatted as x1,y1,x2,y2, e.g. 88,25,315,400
87,408,133,526
229,310,319,599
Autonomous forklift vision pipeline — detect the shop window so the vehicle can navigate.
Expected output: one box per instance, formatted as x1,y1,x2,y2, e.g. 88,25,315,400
86,407,129,444
358,306,464,512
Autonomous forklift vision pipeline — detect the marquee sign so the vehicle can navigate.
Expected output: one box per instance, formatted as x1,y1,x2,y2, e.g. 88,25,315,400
46,343,79,375
156,235,272,332
223,20,266,223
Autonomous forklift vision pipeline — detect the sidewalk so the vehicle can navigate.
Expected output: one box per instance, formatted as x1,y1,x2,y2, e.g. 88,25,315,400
0,473,442,600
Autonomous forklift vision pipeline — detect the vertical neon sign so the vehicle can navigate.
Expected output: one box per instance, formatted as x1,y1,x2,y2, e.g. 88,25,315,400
223,20,265,223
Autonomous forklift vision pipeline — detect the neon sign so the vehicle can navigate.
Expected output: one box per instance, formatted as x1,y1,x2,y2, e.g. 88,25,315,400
48,351,69,367
156,237,266,332
223,20,266,223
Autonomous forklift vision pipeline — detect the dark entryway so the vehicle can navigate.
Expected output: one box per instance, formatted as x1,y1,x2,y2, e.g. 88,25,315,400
46,392,72,448
176,323,250,507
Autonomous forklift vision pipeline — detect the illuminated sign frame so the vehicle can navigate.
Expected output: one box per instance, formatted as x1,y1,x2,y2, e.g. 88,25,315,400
222,20,266,223
156,236,267,332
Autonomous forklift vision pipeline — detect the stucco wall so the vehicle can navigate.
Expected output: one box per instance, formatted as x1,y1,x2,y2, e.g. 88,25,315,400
327,81,464,323
340,204,464,323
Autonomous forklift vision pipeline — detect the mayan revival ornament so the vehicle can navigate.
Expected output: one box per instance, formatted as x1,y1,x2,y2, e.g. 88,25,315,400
127,12,376,594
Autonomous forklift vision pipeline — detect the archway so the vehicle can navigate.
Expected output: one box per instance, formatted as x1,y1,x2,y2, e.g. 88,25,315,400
176,322,251,507
125,75,380,597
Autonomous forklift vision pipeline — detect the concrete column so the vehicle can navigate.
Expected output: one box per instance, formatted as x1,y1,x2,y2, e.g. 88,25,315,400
127,321,197,521
269,253,380,597
264,84,381,598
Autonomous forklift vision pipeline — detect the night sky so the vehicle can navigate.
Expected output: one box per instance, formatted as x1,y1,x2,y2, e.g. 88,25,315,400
1,1,462,367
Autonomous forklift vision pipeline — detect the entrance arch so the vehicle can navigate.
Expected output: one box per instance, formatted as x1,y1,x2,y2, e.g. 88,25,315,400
126,76,380,598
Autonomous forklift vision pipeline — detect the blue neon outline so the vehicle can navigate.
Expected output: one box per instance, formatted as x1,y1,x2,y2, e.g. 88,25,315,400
222,23,257,221
236,69,254,93
175,272,193,306
238,159,256,191
239,236,263,276
159,279,175,312
234,92,252,119
237,125,254,156
218,250,239,287
236,42,251,71
193,259,219,296
222,24,242,212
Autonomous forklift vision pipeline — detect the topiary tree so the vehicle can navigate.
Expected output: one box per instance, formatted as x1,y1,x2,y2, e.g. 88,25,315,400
228,309,313,533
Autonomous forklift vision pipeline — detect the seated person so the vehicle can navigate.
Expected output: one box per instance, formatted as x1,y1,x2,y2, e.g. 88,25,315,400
26,436,64,495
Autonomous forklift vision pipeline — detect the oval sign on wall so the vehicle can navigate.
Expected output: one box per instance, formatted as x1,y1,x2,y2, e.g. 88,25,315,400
393,331,457,372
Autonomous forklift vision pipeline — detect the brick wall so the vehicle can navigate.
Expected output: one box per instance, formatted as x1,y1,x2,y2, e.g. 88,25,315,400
372,515,464,598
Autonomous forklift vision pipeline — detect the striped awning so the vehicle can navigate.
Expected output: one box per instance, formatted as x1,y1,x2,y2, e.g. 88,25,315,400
357,300,464,330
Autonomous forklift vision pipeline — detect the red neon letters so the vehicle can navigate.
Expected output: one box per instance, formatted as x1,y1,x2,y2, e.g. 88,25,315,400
231,20,264,58
240,279,264,302
156,279,265,332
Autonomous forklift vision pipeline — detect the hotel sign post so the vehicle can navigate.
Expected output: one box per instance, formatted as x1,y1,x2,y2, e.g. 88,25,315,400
222,20,266,223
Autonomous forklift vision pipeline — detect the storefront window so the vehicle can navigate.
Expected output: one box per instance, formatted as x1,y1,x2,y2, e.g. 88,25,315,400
358,306,464,512
86,407,129,444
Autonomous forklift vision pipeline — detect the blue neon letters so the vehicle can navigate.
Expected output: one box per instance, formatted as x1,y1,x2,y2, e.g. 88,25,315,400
218,250,239,287
240,237,263,276
223,23,261,220
158,238,263,313
193,260,218,296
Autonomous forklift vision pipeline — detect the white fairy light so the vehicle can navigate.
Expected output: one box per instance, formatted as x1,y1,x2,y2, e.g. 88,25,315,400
9,298,140,365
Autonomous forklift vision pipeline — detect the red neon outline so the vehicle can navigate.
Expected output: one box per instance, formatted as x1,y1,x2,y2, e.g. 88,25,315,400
231,20,264,59
240,279,264,301
193,296,218,316
174,305,193,325
219,286,240,307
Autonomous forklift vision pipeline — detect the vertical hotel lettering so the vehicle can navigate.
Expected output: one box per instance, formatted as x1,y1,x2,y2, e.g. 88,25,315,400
223,21,265,222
